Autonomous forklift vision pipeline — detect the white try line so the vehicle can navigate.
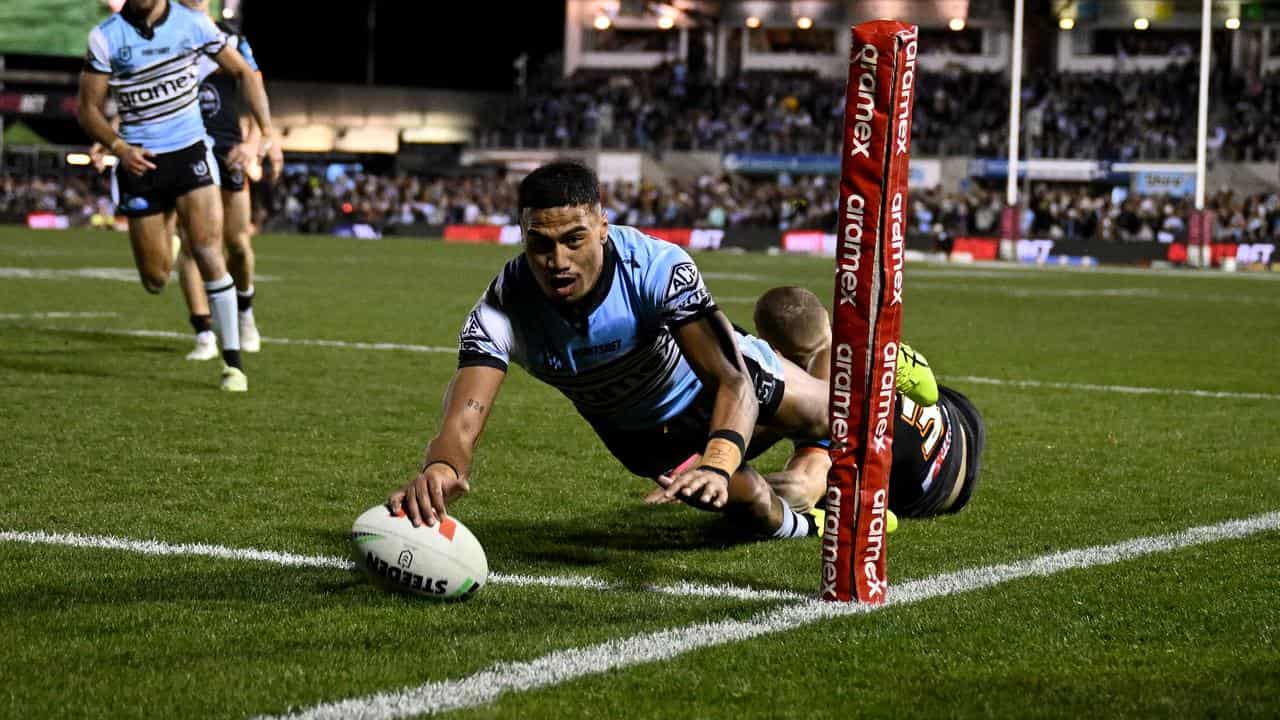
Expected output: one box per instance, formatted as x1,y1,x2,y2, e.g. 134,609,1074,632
23,324,1274,402
947,375,1280,402
0,311,118,320
0,267,278,282
0,528,809,603
259,511,1280,720
35,326,457,354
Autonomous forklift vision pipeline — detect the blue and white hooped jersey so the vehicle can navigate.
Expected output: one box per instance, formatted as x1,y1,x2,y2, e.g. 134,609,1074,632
85,2,227,154
458,225,718,432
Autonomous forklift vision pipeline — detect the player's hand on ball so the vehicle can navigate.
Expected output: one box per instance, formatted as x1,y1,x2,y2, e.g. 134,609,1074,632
388,463,470,528
663,467,729,509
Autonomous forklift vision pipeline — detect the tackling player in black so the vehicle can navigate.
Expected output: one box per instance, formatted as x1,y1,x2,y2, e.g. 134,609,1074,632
748,286,985,519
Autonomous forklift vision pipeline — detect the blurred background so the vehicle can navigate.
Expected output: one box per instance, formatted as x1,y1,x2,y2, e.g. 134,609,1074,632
2,0,1278,269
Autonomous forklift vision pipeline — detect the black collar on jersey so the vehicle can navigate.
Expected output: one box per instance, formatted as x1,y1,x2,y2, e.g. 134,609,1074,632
552,238,617,333
121,0,172,40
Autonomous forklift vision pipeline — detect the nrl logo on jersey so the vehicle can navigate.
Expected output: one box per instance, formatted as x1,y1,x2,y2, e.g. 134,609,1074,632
665,262,701,301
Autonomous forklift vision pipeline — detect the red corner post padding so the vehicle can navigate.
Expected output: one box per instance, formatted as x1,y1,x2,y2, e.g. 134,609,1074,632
823,20,918,604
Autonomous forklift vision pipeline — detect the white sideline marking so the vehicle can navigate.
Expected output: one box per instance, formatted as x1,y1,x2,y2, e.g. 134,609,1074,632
912,282,1164,298
41,326,456,354
907,281,1280,305
259,512,1280,720
0,529,354,570
949,375,1280,402
913,259,1280,281
702,271,769,282
0,311,118,320
0,529,806,601
0,267,277,282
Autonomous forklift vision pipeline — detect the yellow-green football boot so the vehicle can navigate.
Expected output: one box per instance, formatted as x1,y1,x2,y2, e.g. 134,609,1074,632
896,343,938,406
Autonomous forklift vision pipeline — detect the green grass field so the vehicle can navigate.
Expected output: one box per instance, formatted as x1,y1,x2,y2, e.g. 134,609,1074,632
1,227,1278,719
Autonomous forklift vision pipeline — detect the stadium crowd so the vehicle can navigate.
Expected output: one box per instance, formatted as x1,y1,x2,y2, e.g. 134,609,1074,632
476,62,1280,162
5,170,1280,244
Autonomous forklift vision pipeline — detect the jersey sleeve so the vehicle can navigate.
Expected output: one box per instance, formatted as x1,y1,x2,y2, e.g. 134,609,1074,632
192,13,229,56
641,241,717,328
458,291,514,372
238,36,260,71
84,27,111,74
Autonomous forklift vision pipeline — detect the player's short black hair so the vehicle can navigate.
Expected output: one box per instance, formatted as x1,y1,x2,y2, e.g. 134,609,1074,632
518,161,600,212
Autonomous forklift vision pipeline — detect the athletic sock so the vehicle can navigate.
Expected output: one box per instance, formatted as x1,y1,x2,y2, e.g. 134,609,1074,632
189,313,212,334
771,500,812,539
237,285,255,313
205,274,242,370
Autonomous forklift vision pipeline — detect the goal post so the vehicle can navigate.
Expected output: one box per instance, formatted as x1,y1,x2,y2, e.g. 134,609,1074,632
823,20,918,604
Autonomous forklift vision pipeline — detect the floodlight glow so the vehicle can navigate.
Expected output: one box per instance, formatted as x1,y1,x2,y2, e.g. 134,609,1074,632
1225,17,1240,30
222,7,234,19
1133,17,1149,30
1059,17,1075,30
65,153,91,166
593,14,611,30
796,16,813,30
745,16,761,29
948,17,966,31
657,15,675,29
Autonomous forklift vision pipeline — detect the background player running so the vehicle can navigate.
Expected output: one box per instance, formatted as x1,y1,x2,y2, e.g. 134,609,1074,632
174,0,281,361
389,161,832,541
77,0,277,391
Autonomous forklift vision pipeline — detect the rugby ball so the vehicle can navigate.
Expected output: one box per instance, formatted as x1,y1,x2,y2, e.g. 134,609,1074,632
350,505,488,601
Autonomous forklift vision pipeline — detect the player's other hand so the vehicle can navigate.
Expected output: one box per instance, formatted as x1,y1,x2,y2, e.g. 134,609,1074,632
118,143,156,176
88,143,109,172
663,466,729,509
387,463,470,528
644,473,679,504
259,137,284,182
226,142,254,172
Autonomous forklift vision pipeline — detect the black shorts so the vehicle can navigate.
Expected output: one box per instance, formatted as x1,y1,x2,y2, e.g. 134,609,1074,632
214,147,247,193
592,353,786,479
112,141,218,218
889,385,986,518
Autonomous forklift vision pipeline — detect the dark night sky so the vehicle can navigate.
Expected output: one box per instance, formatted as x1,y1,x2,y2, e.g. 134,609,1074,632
241,0,566,91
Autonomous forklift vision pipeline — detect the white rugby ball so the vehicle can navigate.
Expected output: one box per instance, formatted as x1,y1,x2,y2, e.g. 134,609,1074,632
350,505,488,601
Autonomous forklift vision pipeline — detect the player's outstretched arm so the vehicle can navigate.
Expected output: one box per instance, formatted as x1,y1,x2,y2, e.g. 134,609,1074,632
388,365,505,528
664,311,758,507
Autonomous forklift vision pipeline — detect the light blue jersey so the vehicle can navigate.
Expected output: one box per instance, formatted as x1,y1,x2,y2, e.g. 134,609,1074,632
85,2,227,154
458,225,783,432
